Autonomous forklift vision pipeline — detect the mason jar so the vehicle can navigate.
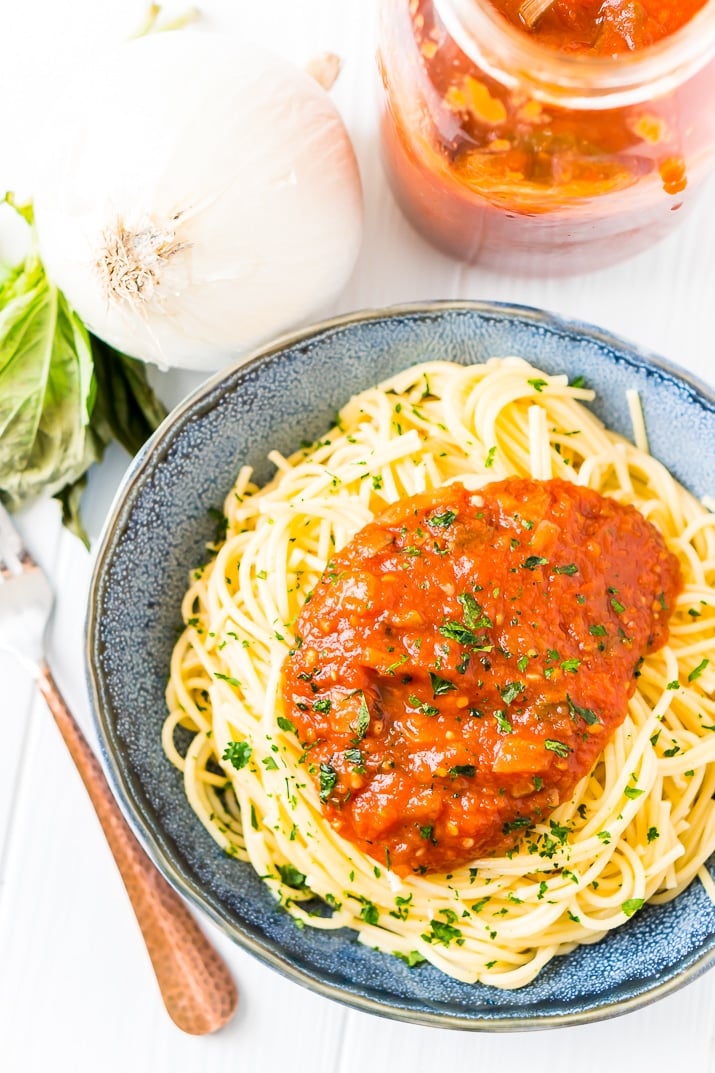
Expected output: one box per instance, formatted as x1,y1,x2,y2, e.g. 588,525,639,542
378,0,715,273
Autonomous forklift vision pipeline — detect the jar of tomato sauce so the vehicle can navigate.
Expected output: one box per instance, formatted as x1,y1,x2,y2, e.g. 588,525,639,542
378,0,715,272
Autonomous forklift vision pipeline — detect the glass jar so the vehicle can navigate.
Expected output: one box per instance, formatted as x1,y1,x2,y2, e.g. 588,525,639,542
378,0,715,273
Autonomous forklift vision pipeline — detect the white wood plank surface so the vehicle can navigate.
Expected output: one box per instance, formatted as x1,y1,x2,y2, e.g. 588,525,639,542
1,1,714,1071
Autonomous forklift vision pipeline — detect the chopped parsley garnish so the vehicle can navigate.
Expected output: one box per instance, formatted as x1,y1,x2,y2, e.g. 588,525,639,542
589,624,607,636
429,672,456,697
522,555,548,571
353,691,371,741
394,950,426,968
429,508,458,527
277,863,307,890
688,659,709,682
408,694,439,717
312,697,332,714
262,756,279,771
222,740,252,770
484,446,496,468
553,563,578,575
449,764,476,778
566,694,599,725
318,763,337,801
527,377,549,392
622,898,644,917
500,680,525,705
277,715,297,735
494,709,513,734
439,621,487,647
544,738,570,758
422,920,464,946
359,901,380,926
457,592,493,630
214,672,241,687
344,747,365,772
419,824,437,843
610,596,626,614
624,785,644,799
387,652,409,674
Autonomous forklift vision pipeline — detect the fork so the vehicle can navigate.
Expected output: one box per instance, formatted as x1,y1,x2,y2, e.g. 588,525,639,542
0,502,238,1035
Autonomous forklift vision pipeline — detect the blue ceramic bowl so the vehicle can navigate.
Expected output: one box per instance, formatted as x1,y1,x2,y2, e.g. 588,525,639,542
86,301,715,1029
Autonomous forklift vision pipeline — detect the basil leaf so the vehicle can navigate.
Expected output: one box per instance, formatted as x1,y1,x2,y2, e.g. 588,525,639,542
0,197,166,543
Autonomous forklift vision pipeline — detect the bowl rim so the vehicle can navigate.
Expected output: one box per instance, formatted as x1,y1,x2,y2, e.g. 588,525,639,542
86,298,715,1030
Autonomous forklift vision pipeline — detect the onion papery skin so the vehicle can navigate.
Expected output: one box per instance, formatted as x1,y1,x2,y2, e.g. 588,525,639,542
33,32,364,371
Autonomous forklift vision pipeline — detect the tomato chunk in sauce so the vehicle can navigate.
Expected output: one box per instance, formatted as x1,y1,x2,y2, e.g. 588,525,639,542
282,479,681,875
488,0,707,54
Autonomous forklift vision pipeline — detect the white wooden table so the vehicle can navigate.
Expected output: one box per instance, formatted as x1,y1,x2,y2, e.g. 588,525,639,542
1,1,714,1070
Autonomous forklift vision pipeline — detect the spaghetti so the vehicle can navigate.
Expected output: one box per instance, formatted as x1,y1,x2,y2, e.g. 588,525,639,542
164,357,715,988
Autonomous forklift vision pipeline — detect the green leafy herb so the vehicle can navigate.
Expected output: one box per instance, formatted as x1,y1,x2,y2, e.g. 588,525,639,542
544,738,570,758
566,694,599,726
589,624,607,636
553,563,578,575
312,696,332,714
277,715,298,735
214,672,241,687
622,898,644,917
359,901,379,926
344,747,365,772
319,763,338,801
394,950,426,968
222,740,252,770
429,508,457,527
439,621,486,647
0,196,166,545
457,593,493,630
688,659,709,682
522,555,548,571
499,680,525,705
527,377,548,392
408,694,439,717
353,691,371,741
429,672,456,697
422,920,463,946
560,658,581,673
276,863,307,890
494,710,513,733
449,764,476,778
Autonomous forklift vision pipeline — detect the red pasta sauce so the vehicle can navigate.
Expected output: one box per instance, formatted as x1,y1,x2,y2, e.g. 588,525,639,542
282,479,681,875
488,0,707,54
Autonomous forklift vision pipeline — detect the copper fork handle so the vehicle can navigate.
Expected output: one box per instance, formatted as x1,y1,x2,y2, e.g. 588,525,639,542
36,662,238,1035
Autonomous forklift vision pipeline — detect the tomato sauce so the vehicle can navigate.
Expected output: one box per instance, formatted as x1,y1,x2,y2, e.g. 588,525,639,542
489,0,707,54
378,0,715,271
282,479,681,875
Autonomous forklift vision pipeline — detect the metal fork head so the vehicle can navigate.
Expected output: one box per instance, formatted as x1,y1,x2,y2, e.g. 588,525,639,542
0,501,54,674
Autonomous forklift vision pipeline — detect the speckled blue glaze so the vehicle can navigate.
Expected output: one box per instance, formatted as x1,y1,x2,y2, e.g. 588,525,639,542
86,301,715,1029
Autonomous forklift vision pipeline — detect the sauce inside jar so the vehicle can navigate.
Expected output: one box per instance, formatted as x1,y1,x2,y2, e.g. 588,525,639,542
379,0,715,271
489,0,707,54
282,479,681,876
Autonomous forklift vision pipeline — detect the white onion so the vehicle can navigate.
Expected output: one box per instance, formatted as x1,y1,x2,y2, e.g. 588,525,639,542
33,31,363,371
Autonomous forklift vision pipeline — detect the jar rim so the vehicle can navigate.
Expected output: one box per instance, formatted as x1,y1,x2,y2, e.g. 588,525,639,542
434,0,715,105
